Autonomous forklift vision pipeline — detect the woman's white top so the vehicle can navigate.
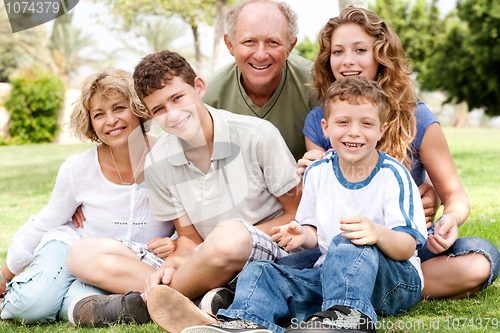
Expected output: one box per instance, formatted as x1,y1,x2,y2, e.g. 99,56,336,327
6,146,174,275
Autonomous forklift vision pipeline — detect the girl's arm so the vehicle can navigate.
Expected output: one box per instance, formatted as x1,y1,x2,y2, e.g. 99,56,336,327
420,123,470,226
419,123,470,253
297,137,327,177
305,136,326,152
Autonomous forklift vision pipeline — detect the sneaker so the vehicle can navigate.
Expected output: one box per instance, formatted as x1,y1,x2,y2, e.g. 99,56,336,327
195,287,235,315
148,285,217,333
182,319,273,333
68,291,150,327
285,305,376,333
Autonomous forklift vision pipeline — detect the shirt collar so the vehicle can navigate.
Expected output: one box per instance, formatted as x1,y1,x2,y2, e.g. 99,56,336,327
167,104,233,166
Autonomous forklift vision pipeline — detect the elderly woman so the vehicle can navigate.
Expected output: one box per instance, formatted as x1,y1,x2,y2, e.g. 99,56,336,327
0,68,175,324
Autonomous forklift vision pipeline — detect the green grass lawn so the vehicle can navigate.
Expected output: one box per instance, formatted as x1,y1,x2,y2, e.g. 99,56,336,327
1,127,500,332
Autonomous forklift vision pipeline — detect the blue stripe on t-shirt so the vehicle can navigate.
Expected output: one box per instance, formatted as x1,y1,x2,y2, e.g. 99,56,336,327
303,155,333,185
381,155,426,249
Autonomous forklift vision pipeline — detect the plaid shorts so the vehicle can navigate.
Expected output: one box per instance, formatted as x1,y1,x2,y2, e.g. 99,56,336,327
226,220,288,287
242,221,289,264
122,240,164,270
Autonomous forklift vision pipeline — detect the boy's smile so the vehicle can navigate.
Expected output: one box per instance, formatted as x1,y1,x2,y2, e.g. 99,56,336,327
143,76,213,145
322,99,386,174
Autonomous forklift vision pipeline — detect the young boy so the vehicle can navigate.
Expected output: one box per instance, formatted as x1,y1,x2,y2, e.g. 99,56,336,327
132,50,301,332
176,76,428,333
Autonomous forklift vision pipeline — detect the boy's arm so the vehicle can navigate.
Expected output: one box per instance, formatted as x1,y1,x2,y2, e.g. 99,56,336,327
340,216,416,261
144,214,203,297
254,183,302,235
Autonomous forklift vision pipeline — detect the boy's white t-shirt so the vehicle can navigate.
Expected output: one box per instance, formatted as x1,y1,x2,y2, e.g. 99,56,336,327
296,151,428,287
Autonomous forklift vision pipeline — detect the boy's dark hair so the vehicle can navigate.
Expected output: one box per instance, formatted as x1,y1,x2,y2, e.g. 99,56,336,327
323,76,387,123
133,50,197,105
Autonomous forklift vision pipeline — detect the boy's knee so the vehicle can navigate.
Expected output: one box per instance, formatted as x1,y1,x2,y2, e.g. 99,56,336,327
203,220,252,263
239,260,277,280
329,234,365,249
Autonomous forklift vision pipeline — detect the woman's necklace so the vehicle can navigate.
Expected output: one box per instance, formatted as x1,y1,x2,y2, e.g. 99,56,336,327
109,145,147,185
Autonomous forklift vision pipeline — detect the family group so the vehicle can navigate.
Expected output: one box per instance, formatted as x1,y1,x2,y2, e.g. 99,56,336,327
1,1,498,333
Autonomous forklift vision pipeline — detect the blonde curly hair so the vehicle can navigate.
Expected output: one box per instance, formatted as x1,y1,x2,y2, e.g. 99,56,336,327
69,68,150,143
313,6,416,170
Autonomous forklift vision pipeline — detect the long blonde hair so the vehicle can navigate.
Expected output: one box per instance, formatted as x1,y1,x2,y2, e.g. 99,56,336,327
313,6,416,170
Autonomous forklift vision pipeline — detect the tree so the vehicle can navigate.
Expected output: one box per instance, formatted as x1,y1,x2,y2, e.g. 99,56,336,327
0,3,116,86
370,0,445,74
212,0,229,72
0,2,52,81
95,0,217,72
418,0,500,116
49,13,116,86
294,36,319,62
120,16,195,61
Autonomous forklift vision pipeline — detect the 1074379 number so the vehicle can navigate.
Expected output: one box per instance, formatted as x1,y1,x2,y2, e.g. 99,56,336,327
445,317,499,330
5,1,60,14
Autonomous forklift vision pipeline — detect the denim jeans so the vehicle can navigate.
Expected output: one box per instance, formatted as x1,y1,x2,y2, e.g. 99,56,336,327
418,236,500,290
1,240,109,323
218,235,421,333
279,234,500,291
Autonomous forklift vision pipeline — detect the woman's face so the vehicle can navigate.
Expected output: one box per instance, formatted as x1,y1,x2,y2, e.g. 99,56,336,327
329,23,379,81
89,95,141,148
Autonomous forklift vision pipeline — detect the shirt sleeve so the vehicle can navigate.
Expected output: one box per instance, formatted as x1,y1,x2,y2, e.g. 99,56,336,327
413,102,440,153
253,121,301,198
6,155,80,274
383,167,427,249
302,106,331,150
295,169,317,228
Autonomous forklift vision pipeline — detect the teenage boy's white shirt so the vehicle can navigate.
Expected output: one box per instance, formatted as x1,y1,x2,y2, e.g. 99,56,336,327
144,105,301,239
297,151,428,287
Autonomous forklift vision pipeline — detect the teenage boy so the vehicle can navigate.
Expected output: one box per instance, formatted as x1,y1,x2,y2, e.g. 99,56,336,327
69,50,301,329
133,50,299,331
157,76,428,333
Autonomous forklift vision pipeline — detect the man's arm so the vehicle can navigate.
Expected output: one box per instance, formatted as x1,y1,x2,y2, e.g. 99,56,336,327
254,183,302,235
144,214,203,297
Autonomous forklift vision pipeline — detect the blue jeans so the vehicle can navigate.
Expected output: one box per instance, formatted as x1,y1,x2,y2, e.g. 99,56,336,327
1,240,109,323
218,235,421,333
418,236,500,290
278,235,500,291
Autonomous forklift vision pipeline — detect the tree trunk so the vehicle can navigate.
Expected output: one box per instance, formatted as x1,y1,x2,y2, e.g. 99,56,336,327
190,22,202,72
339,0,369,10
211,0,229,73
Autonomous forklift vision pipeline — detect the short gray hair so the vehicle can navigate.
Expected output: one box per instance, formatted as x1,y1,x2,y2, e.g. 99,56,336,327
226,0,299,47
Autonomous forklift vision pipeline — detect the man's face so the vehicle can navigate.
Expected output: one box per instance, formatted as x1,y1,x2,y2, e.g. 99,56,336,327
224,2,296,95
143,76,207,143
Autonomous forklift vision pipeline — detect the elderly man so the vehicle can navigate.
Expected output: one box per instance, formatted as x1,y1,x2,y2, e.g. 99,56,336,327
203,0,318,160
